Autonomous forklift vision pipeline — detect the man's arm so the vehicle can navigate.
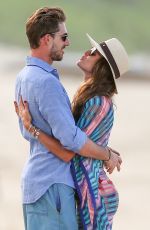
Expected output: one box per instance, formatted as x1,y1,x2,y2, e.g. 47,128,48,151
35,128,121,172
15,98,121,171
79,139,121,173
37,76,88,153
30,126,121,172
15,96,109,162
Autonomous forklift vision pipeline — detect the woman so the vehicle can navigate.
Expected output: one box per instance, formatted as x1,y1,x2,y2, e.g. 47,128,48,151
15,34,128,229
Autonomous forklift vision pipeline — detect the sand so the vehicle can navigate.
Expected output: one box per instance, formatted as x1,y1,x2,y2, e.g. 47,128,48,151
0,46,150,230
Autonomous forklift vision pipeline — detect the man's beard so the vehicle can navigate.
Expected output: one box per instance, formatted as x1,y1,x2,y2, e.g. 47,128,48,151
52,54,63,61
51,48,64,61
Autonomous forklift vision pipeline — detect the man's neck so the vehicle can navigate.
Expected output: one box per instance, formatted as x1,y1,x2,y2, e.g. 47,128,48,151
30,48,53,65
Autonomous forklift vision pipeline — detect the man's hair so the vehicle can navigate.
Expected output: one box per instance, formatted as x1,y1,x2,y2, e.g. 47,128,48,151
26,7,66,48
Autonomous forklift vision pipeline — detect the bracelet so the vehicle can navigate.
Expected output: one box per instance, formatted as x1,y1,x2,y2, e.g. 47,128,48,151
34,128,40,139
28,124,40,139
31,126,36,137
105,148,111,161
28,124,33,132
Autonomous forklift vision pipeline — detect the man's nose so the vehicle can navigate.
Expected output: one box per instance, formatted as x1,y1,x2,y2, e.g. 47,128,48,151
65,38,70,46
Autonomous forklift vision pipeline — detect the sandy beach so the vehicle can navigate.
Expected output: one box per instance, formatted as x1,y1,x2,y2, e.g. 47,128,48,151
0,46,150,230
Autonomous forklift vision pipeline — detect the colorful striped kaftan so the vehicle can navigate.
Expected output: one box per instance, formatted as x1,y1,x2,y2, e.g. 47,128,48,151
71,96,119,230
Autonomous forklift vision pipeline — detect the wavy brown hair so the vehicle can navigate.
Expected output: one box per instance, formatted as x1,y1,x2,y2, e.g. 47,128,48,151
72,56,117,122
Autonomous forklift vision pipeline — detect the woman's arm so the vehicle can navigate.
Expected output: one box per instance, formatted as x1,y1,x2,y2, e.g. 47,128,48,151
14,98,75,162
31,126,75,162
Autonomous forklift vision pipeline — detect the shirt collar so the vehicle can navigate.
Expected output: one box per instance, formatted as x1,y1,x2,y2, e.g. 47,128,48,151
26,56,59,79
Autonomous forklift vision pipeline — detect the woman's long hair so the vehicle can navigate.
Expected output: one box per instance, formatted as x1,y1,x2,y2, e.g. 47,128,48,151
72,56,117,122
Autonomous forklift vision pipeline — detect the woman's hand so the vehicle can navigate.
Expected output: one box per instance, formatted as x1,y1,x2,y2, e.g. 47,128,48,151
14,97,32,130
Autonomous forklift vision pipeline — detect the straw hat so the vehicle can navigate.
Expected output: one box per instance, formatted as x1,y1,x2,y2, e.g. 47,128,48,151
86,33,129,92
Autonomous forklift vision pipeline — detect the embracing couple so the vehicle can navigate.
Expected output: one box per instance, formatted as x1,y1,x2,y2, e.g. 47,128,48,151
14,6,128,230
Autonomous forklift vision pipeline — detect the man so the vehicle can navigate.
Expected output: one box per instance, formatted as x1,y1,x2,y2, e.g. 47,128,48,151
15,7,121,230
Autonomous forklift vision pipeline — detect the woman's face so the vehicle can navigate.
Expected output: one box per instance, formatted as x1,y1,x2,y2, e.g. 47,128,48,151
77,48,101,74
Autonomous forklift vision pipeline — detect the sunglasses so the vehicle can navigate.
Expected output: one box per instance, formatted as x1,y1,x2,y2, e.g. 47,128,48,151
50,32,69,42
41,32,69,42
60,34,68,42
84,48,97,57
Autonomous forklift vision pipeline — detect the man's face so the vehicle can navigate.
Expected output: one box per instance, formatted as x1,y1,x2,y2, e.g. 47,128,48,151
50,23,70,61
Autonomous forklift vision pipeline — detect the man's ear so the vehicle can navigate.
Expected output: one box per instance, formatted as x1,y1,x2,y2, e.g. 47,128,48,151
40,34,53,46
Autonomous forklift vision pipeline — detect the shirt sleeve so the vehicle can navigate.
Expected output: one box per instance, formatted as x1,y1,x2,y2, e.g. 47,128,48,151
36,76,87,153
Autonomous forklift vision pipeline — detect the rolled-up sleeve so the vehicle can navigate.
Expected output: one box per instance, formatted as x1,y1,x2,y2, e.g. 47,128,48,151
36,76,87,153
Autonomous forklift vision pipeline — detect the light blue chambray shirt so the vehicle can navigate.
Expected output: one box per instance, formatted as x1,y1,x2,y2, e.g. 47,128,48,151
15,56,87,204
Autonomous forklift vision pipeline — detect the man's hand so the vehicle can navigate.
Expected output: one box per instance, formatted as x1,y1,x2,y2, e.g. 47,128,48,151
104,148,122,174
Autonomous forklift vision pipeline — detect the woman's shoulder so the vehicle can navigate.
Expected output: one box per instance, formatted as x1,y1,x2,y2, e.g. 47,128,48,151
85,96,112,108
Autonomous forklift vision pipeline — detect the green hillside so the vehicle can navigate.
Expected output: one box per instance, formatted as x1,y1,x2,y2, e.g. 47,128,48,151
0,0,149,53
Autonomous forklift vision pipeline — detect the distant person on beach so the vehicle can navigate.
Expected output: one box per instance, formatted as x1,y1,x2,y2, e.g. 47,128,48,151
14,6,128,228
